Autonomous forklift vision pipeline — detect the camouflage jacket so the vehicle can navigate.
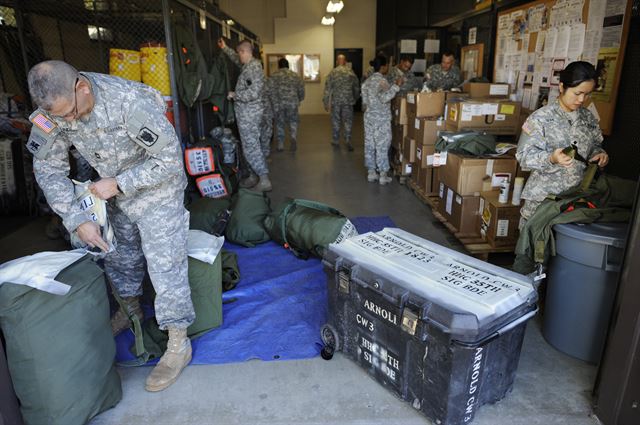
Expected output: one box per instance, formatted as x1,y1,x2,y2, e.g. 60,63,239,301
323,65,360,108
269,68,305,110
386,66,421,94
30,72,186,232
361,72,399,119
222,46,265,110
516,99,605,203
424,64,462,91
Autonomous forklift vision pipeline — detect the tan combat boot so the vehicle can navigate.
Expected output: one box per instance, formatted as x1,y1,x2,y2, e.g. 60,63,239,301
111,297,144,336
252,174,272,192
145,327,192,392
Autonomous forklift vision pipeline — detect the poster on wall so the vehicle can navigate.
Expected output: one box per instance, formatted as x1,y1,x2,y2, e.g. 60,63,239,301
592,47,619,102
468,27,477,45
400,39,417,54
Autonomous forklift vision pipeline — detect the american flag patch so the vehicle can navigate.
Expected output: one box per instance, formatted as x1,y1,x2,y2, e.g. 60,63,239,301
31,113,56,134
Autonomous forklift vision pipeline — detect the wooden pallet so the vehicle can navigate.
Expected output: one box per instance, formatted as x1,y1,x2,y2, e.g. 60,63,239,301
406,178,439,209
431,205,515,261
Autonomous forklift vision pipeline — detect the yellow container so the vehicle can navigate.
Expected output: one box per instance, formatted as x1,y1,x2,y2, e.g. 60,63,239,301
140,45,171,95
109,48,141,82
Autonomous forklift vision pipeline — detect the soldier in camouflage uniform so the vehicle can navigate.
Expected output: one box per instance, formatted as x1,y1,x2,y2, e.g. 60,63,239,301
323,54,360,151
516,61,609,224
269,58,305,152
219,38,271,192
424,51,462,91
361,56,401,185
386,56,420,94
26,60,194,392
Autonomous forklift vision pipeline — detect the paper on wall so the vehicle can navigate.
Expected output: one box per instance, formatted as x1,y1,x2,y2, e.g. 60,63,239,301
543,27,558,58
411,59,427,73
535,31,546,53
554,25,571,58
469,27,477,45
401,39,417,54
567,23,586,61
424,39,440,53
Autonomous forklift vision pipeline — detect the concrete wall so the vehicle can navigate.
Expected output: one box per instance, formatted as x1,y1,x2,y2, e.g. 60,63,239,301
334,0,377,76
220,0,377,115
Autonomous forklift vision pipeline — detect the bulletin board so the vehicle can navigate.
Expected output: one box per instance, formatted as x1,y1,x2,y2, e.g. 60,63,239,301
493,0,632,135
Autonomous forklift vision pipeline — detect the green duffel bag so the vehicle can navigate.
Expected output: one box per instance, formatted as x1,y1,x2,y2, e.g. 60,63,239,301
0,254,122,425
121,254,223,363
221,249,241,291
264,199,358,259
188,197,231,233
225,188,271,247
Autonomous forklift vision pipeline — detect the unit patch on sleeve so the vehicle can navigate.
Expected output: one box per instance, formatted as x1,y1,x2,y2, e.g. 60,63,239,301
136,127,159,147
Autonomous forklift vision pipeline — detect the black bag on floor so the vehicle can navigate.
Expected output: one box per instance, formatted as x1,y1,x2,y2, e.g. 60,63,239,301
264,199,358,259
0,254,122,425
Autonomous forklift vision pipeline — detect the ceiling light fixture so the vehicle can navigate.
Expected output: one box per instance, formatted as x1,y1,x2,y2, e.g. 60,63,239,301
326,0,344,14
321,14,336,25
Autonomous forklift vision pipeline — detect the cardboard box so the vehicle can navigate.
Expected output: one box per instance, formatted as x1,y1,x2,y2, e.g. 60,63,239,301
406,91,446,118
416,144,436,169
392,96,408,125
392,123,408,150
479,191,522,247
411,160,422,182
438,152,518,196
411,117,446,146
462,82,511,99
402,137,416,163
420,167,440,196
437,182,481,235
446,99,521,135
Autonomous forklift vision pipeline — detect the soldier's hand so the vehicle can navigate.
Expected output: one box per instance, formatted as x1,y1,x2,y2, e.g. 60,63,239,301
589,152,609,168
217,38,226,49
77,222,109,252
550,148,574,167
89,177,119,200
324,104,330,113
395,77,404,86
227,91,235,100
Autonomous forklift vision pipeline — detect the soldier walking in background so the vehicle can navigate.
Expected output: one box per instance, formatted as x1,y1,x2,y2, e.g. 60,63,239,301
323,54,360,151
269,58,305,152
219,38,272,192
26,60,195,392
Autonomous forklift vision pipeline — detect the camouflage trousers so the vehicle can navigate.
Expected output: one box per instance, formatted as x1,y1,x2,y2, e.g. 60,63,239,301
518,199,542,230
104,198,195,330
260,111,273,158
363,113,392,173
331,104,354,143
237,105,269,176
275,104,300,143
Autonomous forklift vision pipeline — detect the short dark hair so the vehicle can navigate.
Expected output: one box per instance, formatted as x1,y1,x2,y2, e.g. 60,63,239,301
399,55,414,64
442,50,455,59
369,55,388,72
560,61,598,88
278,58,289,69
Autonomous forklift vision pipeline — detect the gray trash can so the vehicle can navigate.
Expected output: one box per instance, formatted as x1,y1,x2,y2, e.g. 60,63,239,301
543,222,628,364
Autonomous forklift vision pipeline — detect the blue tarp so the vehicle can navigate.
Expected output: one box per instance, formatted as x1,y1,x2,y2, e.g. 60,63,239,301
115,216,395,365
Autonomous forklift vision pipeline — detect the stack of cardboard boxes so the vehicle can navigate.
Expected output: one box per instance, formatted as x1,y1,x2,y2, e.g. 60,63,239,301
403,91,447,193
434,83,524,246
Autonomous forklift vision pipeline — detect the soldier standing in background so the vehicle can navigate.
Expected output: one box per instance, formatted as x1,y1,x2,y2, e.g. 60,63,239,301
218,38,272,192
424,51,463,91
269,58,305,152
26,60,195,392
361,55,401,185
323,54,360,151
260,75,274,159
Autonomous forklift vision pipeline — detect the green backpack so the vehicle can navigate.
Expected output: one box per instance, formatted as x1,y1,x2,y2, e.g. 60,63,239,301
0,254,122,425
264,199,356,259
225,189,272,247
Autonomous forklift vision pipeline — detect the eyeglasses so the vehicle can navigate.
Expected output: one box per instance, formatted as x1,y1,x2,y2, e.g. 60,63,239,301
51,77,79,120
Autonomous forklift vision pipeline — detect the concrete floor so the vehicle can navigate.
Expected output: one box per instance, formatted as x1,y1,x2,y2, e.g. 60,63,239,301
1,114,599,425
